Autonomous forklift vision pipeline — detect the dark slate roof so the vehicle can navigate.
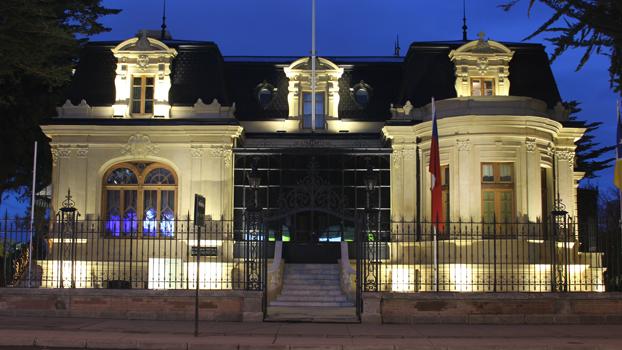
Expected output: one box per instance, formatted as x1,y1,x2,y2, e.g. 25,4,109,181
224,56,403,121
64,40,229,107
63,38,562,121
399,40,562,108
65,43,116,106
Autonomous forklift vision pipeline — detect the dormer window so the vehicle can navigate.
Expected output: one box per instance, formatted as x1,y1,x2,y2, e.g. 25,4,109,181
449,32,514,98
302,92,325,129
111,32,177,118
470,78,494,96
131,76,155,115
283,57,343,130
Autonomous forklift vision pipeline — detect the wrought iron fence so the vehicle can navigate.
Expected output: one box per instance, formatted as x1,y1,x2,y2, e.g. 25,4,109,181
0,216,267,290
360,216,622,293
1,213,620,294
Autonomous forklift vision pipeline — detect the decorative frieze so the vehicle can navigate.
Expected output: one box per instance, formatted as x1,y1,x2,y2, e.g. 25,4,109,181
75,145,89,158
206,146,233,168
190,146,204,158
121,134,159,157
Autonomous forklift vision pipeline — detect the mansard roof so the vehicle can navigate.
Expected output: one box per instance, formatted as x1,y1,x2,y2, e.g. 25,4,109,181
62,37,562,120
65,39,230,107
225,56,403,121
399,40,562,108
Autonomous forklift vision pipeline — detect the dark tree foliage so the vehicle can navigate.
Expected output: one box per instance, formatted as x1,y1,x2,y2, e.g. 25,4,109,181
0,0,119,205
501,0,622,95
565,100,615,178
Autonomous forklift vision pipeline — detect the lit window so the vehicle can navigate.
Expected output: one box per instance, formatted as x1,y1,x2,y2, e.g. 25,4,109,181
302,92,325,129
131,76,155,115
481,163,514,226
471,78,494,96
103,163,177,238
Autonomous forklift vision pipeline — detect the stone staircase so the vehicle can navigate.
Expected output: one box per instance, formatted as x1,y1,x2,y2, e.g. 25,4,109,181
269,264,354,308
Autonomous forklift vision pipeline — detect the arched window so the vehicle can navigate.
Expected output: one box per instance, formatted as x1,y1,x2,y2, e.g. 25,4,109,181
103,162,177,238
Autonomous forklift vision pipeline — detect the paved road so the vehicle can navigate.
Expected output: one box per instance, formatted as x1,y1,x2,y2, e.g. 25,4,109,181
1,315,622,349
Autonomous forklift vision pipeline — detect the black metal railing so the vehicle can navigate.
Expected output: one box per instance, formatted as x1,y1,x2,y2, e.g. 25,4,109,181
0,217,267,290
1,215,620,293
360,217,621,293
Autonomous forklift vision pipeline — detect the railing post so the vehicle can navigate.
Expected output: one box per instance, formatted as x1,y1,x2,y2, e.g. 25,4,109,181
493,214,497,292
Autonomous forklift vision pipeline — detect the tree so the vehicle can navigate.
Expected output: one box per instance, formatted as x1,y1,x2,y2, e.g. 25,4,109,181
501,0,622,95
0,0,120,206
565,100,615,179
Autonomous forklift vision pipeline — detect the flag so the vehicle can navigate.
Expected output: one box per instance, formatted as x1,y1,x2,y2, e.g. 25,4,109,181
429,97,444,231
614,100,622,190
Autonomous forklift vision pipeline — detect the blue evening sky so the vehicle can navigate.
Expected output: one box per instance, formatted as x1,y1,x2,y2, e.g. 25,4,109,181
0,0,618,216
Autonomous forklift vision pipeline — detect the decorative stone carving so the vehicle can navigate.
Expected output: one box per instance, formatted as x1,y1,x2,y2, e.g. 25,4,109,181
121,134,159,157
137,54,149,68
556,150,575,169
525,138,537,153
206,146,233,168
190,146,204,158
545,143,555,157
456,139,472,152
402,148,417,160
57,99,91,117
391,150,403,170
75,145,89,158
192,98,235,118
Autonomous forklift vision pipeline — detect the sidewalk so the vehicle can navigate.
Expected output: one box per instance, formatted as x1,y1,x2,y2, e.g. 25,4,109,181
1,316,622,350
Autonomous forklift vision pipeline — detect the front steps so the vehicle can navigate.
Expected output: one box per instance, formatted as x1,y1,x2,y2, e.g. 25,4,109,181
270,264,354,308
266,264,357,322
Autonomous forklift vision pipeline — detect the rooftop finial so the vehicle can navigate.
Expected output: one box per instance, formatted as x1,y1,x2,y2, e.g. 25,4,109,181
462,0,468,41
394,34,401,57
160,0,167,40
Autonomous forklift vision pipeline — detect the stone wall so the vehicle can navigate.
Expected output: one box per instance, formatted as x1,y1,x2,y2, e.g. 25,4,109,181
0,288,262,322
363,292,622,324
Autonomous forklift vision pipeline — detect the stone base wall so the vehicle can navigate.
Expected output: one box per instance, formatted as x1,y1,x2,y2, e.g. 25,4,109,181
363,292,622,324
0,288,262,322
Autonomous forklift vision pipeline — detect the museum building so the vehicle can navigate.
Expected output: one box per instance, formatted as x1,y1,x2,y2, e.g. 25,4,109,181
38,30,604,304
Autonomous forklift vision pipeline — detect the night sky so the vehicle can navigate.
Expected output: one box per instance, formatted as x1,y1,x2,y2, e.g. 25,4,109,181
0,0,618,216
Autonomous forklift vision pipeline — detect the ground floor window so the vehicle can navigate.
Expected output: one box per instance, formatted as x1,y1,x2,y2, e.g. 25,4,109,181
103,162,177,238
481,163,514,226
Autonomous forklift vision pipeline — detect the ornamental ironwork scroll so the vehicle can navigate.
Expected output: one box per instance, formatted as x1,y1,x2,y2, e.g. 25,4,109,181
276,158,346,215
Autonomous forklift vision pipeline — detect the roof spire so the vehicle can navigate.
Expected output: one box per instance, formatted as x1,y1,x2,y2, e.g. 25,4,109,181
462,0,468,41
160,0,167,40
394,34,401,57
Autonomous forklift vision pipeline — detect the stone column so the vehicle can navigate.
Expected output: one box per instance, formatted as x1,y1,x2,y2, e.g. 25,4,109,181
524,138,542,222
455,138,472,220
554,148,576,219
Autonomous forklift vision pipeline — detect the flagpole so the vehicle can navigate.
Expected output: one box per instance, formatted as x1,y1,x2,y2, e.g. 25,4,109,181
311,0,316,132
28,141,38,288
431,97,438,292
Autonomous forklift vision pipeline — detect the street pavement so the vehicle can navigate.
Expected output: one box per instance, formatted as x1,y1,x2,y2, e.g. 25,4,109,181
0,315,621,349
